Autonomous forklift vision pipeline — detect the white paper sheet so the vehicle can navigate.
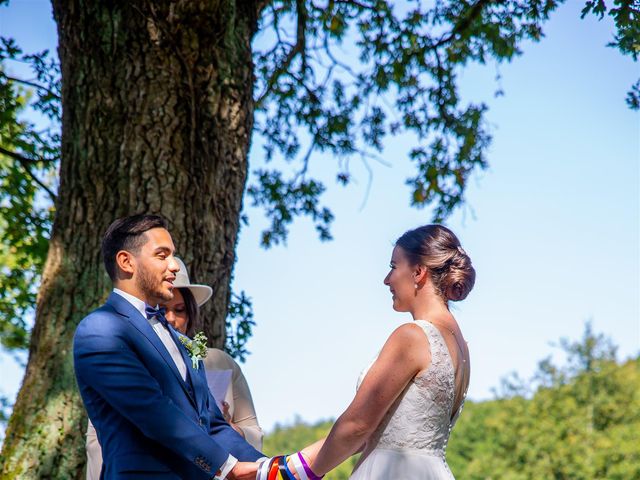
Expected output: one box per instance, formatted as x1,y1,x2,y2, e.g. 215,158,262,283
205,369,232,411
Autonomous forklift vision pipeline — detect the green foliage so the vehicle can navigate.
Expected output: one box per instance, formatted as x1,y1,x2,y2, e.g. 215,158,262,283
626,79,640,109
247,170,334,247
1,0,547,354
0,393,11,443
263,418,360,480
254,0,565,226
0,393,10,424
263,325,640,479
1,1,638,356
446,323,640,479
225,290,256,362
581,0,640,109
0,38,58,351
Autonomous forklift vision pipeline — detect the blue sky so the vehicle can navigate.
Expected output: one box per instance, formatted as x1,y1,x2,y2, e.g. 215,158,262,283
1,0,638,435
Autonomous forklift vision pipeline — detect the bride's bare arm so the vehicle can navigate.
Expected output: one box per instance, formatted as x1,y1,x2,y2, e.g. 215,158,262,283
308,323,431,476
301,438,325,460
300,438,364,463
288,438,365,479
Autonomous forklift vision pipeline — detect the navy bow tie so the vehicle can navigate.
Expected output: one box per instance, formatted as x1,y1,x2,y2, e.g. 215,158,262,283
145,305,169,329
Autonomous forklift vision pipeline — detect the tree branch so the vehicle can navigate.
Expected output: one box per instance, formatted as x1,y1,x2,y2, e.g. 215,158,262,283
322,33,359,80
3,75,61,100
433,0,493,48
0,146,55,165
432,47,455,129
256,0,308,108
0,146,57,202
294,138,317,181
254,0,273,20
332,0,375,11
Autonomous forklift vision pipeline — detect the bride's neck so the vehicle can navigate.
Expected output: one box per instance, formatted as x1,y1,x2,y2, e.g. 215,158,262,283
410,291,449,321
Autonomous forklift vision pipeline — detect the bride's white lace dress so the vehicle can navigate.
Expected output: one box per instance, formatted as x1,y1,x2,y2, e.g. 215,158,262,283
350,320,467,479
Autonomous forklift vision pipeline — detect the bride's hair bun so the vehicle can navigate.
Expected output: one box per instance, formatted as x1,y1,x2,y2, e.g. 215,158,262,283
396,225,476,302
441,249,475,301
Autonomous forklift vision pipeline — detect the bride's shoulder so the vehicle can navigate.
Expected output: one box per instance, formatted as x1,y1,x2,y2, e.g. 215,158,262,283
376,322,432,371
395,321,431,335
383,322,431,351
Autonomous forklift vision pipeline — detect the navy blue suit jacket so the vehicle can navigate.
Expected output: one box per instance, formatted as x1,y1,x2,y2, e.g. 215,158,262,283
73,292,262,479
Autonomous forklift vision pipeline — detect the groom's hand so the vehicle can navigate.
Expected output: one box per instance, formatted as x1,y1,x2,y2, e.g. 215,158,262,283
227,461,259,480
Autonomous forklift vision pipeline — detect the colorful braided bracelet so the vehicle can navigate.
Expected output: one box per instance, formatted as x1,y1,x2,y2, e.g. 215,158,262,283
255,453,323,480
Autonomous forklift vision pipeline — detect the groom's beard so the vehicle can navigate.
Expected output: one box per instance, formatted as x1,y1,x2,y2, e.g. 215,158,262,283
137,264,173,304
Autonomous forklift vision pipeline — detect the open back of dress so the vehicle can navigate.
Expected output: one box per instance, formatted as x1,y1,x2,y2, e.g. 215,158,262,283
350,320,468,480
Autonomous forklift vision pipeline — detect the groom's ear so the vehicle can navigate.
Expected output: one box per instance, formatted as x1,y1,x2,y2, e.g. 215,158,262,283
115,250,136,277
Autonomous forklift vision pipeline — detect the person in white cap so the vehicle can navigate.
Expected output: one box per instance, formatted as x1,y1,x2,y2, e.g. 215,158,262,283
85,258,263,480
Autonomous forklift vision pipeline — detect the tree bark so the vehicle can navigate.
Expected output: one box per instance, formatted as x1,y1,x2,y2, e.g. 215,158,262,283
0,0,258,477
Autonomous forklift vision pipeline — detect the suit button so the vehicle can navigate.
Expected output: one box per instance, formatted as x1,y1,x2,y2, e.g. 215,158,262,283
199,418,204,427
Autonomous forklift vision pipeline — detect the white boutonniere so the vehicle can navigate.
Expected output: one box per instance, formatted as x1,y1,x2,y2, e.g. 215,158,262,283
179,332,208,369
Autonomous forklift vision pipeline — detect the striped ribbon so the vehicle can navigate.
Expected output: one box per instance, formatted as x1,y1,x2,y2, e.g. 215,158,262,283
256,453,323,480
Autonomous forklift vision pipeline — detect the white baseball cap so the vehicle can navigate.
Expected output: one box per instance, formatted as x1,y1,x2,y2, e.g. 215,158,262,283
173,257,213,307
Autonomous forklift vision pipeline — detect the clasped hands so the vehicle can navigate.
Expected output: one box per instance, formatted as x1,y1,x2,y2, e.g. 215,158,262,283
228,450,321,480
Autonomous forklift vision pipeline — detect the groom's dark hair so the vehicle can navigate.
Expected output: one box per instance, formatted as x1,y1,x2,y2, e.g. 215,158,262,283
102,214,168,281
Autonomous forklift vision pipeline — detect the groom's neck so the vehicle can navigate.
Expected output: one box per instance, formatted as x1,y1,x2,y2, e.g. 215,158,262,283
113,280,152,306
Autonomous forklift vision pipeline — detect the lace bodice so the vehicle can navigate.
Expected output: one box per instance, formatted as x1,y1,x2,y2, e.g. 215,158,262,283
356,320,466,456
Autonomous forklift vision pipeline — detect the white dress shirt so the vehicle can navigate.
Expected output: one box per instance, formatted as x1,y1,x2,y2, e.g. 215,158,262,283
111,289,238,479
114,288,188,380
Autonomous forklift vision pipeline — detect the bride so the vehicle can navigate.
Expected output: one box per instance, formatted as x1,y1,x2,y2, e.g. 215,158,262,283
294,224,475,479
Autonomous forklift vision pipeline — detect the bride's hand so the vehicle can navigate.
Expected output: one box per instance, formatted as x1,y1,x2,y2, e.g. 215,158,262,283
285,455,301,480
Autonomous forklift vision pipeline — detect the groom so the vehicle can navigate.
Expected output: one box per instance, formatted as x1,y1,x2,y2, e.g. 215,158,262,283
74,214,262,479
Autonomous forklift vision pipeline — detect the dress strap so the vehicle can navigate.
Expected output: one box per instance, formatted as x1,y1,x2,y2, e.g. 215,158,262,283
413,320,451,367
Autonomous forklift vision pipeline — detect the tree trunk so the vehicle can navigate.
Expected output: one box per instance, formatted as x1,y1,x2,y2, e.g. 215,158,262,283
1,1,257,477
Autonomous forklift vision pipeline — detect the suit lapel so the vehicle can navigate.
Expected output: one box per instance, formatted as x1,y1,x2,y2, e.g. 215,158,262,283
106,292,198,409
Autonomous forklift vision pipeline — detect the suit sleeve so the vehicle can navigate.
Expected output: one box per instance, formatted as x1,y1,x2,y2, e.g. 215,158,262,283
74,313,232,478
